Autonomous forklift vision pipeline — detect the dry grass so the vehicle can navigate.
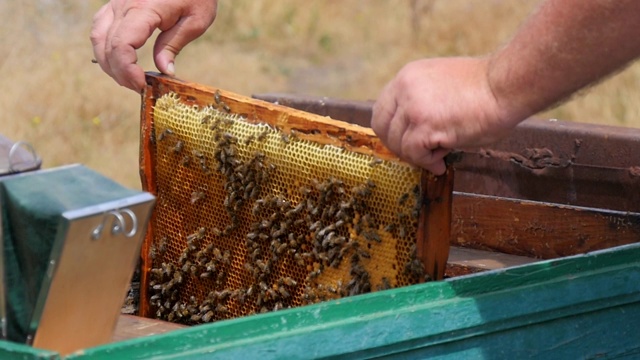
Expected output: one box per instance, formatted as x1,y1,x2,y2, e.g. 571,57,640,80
2,0,640,189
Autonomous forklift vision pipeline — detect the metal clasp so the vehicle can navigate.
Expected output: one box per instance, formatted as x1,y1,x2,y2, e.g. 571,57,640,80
91,209,138,240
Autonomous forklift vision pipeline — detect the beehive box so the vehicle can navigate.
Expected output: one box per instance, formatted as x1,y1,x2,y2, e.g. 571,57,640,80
137,73,454,324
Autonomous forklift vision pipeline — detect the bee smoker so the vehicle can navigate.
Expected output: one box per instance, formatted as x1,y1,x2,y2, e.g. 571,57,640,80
0,164,155,355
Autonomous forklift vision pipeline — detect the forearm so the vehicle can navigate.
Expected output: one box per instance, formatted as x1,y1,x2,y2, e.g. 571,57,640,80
488,0,640,125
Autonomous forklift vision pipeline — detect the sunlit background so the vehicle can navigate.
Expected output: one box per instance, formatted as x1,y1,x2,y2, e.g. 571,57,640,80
3,1,639,188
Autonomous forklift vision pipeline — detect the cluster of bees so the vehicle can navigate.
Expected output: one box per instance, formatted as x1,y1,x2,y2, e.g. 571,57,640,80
148,93,427,325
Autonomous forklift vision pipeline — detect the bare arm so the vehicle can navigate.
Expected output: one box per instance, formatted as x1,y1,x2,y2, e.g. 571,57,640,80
90,0,218,92
371,0,640,175
489,0,640,126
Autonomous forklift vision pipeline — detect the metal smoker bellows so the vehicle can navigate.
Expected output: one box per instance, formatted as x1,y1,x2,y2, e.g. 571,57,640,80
139,73,453,324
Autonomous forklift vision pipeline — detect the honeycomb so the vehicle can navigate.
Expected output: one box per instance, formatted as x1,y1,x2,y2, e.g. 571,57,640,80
143,90,431,325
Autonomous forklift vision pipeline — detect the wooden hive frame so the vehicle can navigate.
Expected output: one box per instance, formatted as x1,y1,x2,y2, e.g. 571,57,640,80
138,73,454,320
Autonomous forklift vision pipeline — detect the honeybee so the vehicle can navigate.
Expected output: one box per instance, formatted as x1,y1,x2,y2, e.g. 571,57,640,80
224,146,236,158
277,286,290,298
351,185,371,197
200,114,212,124
190,190,205,204
217,289,232,300
214,90,222,105
250,247,261,261
357,247,371,259
281,277,297,287
157,128,173,142
309,221,322,232
266,288,278,300
271,227,286,239
405,258,426,280
256,259,269,273
384,223,397,233
398,192,410,206
257,128,269,142
281,133,290,144
171,141,184,154
222,250,231,265
222,132,237,143
369,158,383,167
294,253,305,266
363,230,381,243
317,224,335,238
202,310,214,322
210,118,222,131
212,247,222,260
259,219,272,229
187,227,206,242
180,155,191,167
398,225,407,239
173,271,184,284
192,149,205,158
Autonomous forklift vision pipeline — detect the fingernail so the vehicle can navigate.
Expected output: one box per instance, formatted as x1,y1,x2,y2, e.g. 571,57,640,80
167,62,175,75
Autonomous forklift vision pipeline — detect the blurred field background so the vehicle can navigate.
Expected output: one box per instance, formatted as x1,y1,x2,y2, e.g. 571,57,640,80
2,0,640,189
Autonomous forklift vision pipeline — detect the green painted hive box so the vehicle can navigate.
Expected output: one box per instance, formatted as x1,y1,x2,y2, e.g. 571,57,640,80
2,243,639,359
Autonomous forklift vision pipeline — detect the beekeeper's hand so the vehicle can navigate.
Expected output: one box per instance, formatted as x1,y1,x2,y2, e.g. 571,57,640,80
372,0,640,175
91,0,218,92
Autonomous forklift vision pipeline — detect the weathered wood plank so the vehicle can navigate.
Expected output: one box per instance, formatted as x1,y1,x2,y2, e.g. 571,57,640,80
112,315,185,343
451,192,640,259
419,169,454,280
447,246,538,271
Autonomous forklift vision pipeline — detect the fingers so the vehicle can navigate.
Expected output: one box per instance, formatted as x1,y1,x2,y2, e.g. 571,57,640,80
153,11,216,76
91,1,218,92
106,8,161,91
371,82,397,148
90,4,114,78
412,147,450,176
91,4,159,91
372,75,450,175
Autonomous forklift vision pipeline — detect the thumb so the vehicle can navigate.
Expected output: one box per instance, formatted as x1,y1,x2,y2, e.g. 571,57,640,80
153,17,210,76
